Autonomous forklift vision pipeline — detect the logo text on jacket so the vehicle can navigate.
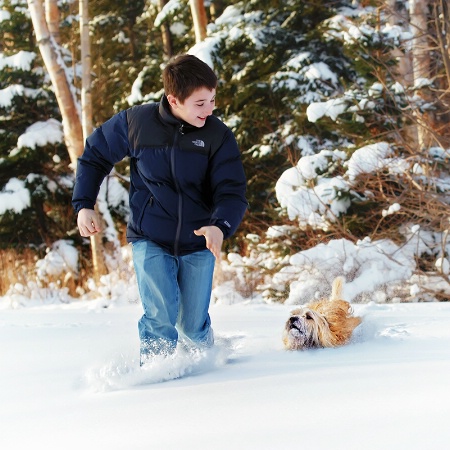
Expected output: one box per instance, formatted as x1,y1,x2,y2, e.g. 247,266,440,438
192,139,205,148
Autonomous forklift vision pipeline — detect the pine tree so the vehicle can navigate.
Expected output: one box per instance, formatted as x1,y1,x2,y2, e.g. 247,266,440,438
0,0,73,248
192,0,355,248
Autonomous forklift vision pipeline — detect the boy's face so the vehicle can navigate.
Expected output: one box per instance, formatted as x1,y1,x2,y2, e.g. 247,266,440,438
167,87,216,128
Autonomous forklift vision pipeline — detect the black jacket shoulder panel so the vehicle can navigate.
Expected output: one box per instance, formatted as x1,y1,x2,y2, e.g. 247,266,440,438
127,103,168,149
203,115,229,156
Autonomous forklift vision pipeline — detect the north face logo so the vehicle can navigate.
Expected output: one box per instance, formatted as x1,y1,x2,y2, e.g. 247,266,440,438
192,139,205,147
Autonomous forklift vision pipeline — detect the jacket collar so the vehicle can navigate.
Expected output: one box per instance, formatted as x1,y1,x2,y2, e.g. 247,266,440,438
159,95,196,134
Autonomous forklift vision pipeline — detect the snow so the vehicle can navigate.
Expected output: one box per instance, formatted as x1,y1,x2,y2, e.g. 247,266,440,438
306,97,348,122
188,36,220,69
17,118,64,149
346,142,392,181
304,61,338,85
35,240,79,279
0,84,42,108
1,297,450,449
275,150,352,229
0,9,11,22
0,50,36,71
154,0,182,27
382,202,401,217
0,178,30,214
435,257,450,275
284,237,415,304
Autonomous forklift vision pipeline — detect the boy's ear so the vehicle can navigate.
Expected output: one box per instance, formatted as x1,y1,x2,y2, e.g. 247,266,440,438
167,94,179,108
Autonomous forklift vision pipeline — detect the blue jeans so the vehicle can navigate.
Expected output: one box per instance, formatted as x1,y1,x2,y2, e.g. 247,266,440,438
132,239,215,361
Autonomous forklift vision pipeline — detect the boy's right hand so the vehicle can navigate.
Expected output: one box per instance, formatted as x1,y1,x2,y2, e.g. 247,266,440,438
77,208,102,237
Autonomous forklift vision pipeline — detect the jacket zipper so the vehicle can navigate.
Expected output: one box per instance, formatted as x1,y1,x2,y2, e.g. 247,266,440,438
171,127,183,256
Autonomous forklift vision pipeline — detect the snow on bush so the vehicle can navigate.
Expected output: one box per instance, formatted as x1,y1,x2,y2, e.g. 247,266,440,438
285,237,415,304
0,178,30,214
17,119,64,149
36,240,78,280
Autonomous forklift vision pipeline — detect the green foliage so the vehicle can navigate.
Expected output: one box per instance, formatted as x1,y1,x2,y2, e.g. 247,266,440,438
206,1,357,237
0,0,73,249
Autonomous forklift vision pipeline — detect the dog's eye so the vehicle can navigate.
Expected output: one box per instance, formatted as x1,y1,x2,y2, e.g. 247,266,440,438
305,312,313,320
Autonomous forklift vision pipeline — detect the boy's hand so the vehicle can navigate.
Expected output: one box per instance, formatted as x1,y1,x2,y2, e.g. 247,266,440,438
77,208,102,237
194,226,223,259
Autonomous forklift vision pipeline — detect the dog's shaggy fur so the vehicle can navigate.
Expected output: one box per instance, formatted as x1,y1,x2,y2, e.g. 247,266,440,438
283,277,361,350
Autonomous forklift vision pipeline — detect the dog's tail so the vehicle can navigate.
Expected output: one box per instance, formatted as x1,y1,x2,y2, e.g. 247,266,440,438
330,276,344,301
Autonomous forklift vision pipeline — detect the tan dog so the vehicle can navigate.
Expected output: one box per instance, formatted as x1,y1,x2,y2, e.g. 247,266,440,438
283,277,361,350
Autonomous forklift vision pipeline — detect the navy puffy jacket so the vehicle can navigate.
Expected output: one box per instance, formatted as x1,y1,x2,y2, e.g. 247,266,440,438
72,96,247,255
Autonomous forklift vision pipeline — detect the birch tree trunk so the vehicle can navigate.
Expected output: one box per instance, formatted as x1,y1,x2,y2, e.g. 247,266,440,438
189,0,207,43
45,0,60,44
27,0,83,167
79,0,92,141
80,0,107,280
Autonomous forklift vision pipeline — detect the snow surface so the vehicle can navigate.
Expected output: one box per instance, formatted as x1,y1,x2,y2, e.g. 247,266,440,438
1,294,450,450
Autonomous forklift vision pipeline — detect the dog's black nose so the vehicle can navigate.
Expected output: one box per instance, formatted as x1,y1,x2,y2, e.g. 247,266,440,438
289,317,297,325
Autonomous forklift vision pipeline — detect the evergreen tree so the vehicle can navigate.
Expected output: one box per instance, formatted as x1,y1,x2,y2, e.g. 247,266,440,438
0,0,72,248
188,0,356,249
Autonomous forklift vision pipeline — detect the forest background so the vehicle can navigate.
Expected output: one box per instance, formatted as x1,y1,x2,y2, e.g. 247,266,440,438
1,0,450,305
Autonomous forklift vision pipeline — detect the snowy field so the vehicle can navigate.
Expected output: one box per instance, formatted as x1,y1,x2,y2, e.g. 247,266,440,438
1,297,450,450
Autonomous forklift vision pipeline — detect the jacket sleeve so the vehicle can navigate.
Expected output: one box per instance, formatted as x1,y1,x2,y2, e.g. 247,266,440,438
72,110,129,213
208,128,248,239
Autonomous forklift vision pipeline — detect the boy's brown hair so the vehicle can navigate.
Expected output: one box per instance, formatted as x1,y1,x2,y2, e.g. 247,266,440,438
162,54,217,103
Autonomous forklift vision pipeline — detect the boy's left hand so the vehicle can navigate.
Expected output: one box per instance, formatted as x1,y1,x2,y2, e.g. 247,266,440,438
194,226,223,259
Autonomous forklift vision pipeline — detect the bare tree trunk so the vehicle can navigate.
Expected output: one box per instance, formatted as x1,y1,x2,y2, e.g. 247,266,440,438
410,0,431,83
431,0,450,147
27,0,83,167
387,0,413,84
45,0,60,44
79,0,92,140
386,0,418,147
189,0,207,43
159,0,173,57
409,0,432,149
80,0,107,280
209,0,224,21
434,0,450,86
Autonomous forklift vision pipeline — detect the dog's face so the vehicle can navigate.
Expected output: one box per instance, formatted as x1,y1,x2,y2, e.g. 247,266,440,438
283,307,330,350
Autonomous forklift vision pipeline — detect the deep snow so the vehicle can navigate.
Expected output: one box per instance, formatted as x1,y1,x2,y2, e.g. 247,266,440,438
1,298,450,450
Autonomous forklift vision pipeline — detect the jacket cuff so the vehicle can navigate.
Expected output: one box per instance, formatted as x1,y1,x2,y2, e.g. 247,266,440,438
209,219,232,239
73,202,95,214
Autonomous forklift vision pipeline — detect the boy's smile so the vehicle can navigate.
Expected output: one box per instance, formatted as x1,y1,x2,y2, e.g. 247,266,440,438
167,87,216,128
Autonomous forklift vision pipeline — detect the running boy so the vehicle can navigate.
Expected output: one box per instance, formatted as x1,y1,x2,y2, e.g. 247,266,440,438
72,54,247,364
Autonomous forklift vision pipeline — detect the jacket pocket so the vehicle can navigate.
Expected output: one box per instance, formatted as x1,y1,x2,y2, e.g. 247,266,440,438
137,194,154,234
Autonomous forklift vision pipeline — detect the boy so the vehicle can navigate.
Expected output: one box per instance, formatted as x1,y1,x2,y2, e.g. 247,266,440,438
72,54,247,364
